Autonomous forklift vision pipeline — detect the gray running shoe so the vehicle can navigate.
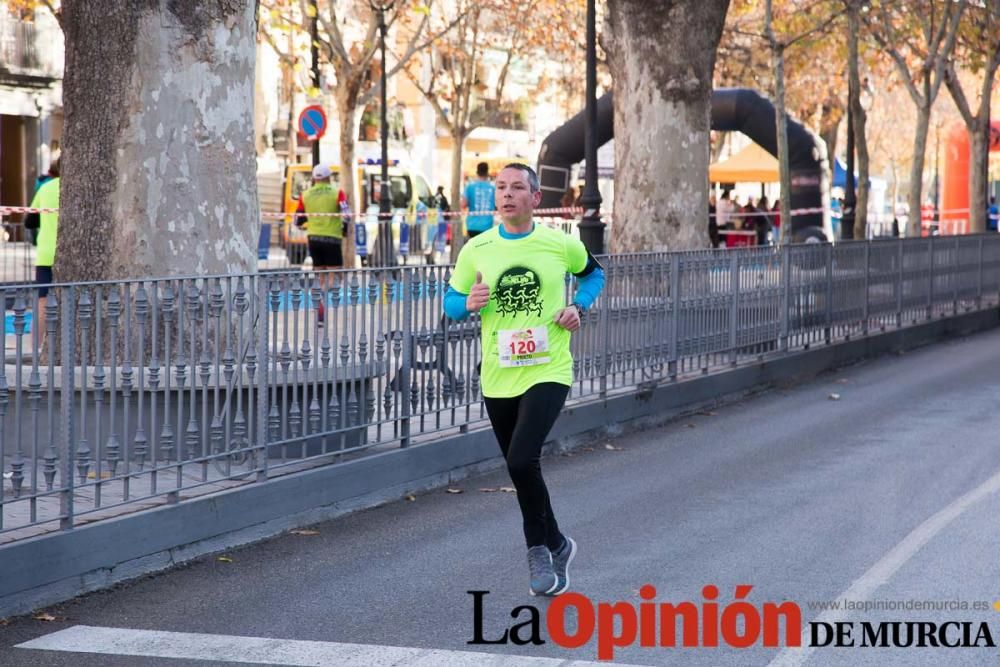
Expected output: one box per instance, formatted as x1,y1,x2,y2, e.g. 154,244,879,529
550,537,577,595
527,545,558,596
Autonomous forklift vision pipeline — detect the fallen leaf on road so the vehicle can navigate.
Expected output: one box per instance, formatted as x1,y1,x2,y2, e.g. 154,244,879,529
290,529,319,536
86,471,112,480
446,488,463,494
32,613,60,622
0,618,9,626
828,393,841,401
499,487,516,493
217,556,233,563
405,494,416,502
697,411,717,416
605,444,623,451
686,423,696,428
582,446,595,452
479,487,498,493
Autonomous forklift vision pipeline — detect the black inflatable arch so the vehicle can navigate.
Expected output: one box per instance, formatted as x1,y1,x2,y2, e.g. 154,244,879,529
536,88,831,241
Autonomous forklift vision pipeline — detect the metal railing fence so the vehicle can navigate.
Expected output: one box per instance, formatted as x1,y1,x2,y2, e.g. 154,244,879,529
2,235,999,542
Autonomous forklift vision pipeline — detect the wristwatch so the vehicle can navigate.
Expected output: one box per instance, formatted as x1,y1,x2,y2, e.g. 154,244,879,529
571,302,586,314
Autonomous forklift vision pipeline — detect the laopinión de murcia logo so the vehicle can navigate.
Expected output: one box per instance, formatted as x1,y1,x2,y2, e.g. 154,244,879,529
468,585,999,661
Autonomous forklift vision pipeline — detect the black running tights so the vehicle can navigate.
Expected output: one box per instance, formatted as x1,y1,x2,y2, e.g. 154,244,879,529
483,382,569,550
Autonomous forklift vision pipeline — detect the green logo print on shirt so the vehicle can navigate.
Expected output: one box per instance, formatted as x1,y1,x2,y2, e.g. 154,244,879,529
495,267,544,317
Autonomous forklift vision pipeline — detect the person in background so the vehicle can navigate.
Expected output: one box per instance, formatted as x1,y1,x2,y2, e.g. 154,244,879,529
23,157,60,246
756,195,771,245
461,161,496,238
295,164,349,324
717,190,733,230
988,196,998,232
24,157,60,346
434,186,450,213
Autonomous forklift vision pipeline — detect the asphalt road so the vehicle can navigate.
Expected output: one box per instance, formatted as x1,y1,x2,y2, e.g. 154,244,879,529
4,328,1000,666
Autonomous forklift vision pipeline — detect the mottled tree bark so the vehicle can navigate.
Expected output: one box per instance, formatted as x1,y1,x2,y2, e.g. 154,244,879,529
605,0,731,252
847,4,869,239
58,0,259,282
908,101,932,237
819,102,842,178
334,79,362,266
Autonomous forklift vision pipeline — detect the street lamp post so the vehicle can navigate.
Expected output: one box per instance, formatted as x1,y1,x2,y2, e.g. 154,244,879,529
370,0,396,267
577,0,604,255
310,0,321,167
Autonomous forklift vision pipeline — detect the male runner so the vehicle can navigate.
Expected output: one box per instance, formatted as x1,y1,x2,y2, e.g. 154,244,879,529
443,164,605,596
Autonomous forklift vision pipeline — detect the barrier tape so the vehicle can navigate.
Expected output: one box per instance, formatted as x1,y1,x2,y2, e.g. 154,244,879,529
2,204,986,221
0,205,585,220
0,206,59,215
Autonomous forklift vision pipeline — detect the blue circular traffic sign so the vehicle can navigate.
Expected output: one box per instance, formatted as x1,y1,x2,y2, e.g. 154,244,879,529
298,105,327,140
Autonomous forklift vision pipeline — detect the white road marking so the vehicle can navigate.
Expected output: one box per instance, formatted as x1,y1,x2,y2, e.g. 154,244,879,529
16,625,650,666
768,466,1000,667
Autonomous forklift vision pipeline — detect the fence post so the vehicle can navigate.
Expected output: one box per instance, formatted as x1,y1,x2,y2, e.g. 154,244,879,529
977,235,984,310
953,236,960,315
862,241,870,337
59,285,76,530
668,253,680,381
400,268,413,447
255,275,269,482
599,259,611,397
927,237,935,321
780,245,791,352
896,240,904,327
824,244,833,344
728,251,739,367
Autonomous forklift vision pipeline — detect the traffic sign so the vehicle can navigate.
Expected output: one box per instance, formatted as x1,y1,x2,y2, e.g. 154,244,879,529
297,105,327,141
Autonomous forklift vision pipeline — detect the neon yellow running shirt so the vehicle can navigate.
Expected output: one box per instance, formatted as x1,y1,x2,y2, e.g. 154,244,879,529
30,177,59,267
450,223,588,398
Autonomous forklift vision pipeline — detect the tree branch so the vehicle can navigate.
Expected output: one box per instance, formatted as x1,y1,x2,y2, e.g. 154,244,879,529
312,0,350,66
403,62,454,135
784,7,845,49
863,14,924,106
943,62,974,124
927,0,968,103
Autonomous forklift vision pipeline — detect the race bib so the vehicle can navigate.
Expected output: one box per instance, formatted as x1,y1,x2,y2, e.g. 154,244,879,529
498,327,551,367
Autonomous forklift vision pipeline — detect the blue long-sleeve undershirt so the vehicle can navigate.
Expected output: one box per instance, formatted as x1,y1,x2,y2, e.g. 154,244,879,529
444,267,605,321
444,224,605,321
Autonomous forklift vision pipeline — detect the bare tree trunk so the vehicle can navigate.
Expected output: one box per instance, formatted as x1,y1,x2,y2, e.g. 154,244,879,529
335,83,361,266
854,110,870,239
764,0,793,243
606,0,730,251
820,100,843,176
969,124,990,233
774,47,793,244
847,5,869,239
890,163,899,224
907,104,931,237
449,131,466,262
58,0,259,281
